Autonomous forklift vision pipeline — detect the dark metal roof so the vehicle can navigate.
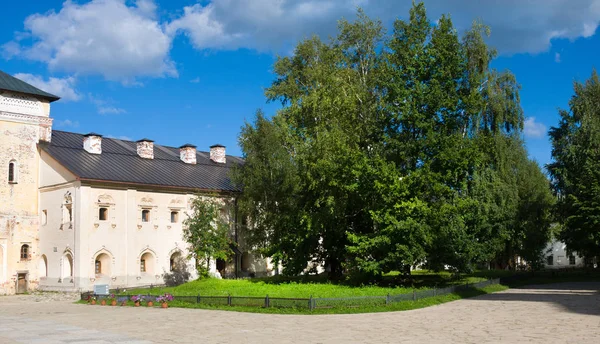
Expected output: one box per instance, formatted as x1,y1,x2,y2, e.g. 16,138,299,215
0,70,60,102
41,131,243,192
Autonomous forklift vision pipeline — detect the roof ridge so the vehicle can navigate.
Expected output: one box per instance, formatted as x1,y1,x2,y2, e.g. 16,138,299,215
0,70,60,102
52,129,239,157
45,144,236,169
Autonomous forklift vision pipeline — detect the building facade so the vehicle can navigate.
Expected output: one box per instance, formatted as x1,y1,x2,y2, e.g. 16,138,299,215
0,71,270,295
544,240,585,269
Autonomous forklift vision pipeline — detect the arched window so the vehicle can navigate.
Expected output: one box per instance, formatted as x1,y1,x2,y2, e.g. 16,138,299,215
140,252,154,273
39,255,48,278
95,253,111,276
20,244,29,260
99,207,108,221
8,160,17,183
170,251,182,272
95,259,101,274
62,253,73,278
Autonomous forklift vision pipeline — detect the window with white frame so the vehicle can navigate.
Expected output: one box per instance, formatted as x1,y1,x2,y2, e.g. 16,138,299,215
141,209,150,222
99,207,108,221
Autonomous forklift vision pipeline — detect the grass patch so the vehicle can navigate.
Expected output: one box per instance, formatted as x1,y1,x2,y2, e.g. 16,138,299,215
126,271,490,299
113,284,506,315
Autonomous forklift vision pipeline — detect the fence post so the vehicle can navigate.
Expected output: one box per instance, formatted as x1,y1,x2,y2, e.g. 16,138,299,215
265,294,270,308
434,286,436,297
309,295,313,311
228,294,232,306
412,290,416,301
197,294,200,303
386,293,390,305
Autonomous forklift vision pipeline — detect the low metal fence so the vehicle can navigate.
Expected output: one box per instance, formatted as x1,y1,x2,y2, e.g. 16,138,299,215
81,278,500,311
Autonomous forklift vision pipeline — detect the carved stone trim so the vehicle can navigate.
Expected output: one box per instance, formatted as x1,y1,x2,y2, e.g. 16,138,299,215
0,110,51,125
0,92,44,116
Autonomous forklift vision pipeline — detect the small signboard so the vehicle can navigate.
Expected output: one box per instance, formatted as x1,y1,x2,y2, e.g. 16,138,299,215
93,284,109,295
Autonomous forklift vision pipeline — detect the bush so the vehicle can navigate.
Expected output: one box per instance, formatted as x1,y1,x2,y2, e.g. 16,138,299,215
163,256,192,287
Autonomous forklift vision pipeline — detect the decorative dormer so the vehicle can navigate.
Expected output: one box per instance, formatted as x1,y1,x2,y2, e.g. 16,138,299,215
179,144,197,164
210,144,226,164
83,133,102,154
136,138,154,159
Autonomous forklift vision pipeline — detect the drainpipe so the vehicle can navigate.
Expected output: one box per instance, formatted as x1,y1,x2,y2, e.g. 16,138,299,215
73,185,77,291
234,197,239,278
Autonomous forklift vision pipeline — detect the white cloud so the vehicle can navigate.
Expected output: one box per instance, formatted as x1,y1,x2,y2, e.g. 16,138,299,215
4,0,600,82
105,134,132,141
4,0,175,82
54,119,80,128
555,52,561,63
166,0,600,55
98,106,127,115
190,77,201,83
13,73,80,101
89,94,126,115
524,117,547,138
166,0,343,51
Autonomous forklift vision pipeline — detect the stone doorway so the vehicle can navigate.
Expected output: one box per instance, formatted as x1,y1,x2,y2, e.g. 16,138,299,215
16,273,27,294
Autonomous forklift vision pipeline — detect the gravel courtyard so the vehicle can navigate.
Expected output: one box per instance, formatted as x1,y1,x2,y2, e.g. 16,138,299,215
1,282,599,344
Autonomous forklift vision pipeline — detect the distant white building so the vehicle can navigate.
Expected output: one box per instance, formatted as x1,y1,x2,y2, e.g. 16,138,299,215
544,240,584,269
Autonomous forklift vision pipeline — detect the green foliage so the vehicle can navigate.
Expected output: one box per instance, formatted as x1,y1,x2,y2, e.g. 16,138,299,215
233,2,553,278
127,271,489,298
548,70,600,259
183,196,232,277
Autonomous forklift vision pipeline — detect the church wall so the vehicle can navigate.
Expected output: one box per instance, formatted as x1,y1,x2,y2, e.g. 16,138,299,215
40,150,76,187
75,187,203,291
0,97,48,294
37,183,78,291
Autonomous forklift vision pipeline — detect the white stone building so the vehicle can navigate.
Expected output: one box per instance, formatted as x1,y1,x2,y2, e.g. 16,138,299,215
544,240,585,269
0,71,270,295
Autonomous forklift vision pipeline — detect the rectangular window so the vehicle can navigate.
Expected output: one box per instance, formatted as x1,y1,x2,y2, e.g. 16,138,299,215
20,244,29,260
8,162,16,183
99,207,108,221
140,259,146,273
547,255,553,266
170,211,179,223
142,209,150,222
570,255,576,265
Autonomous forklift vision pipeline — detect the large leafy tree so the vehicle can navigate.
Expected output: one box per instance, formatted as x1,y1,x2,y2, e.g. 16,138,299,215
548,70,600,259
234,2,554,278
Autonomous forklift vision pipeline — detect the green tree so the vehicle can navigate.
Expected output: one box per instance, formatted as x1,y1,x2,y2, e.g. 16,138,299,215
235,2,554,278
231,111,308,274
548,70,600,259
183,196,232,277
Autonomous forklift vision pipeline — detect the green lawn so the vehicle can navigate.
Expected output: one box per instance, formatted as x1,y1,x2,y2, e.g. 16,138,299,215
102,268,600,314
85,284,507,315
126,270,490,298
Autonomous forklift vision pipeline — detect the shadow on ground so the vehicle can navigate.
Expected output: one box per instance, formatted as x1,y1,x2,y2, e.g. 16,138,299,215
471,282,600,316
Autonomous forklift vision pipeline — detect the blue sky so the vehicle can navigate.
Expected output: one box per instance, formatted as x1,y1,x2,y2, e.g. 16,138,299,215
2,0,600,169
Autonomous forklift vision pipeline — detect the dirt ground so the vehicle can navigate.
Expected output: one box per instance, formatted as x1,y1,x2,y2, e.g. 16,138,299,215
1,282,599,344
